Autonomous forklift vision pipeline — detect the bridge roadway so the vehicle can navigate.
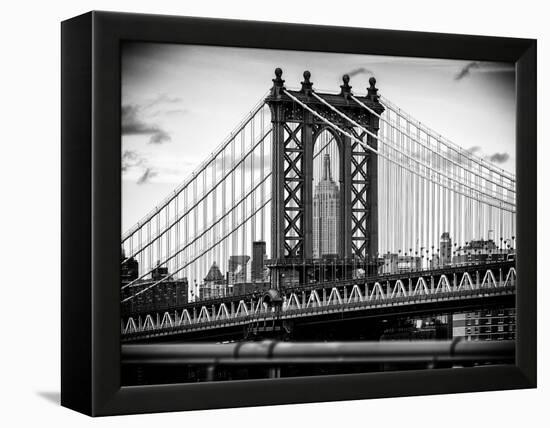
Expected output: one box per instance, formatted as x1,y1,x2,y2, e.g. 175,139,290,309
121,261,516,343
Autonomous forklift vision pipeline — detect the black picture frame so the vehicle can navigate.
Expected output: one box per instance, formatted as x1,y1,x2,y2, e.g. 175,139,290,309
61,11,537,416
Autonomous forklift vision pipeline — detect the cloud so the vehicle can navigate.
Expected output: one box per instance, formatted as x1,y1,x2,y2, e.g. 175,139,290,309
121,93,186,144
466,146,481,154
122,150,145,172
487,152,510,164
143,93,182,109
455,61,514,81
147,108,187,118
346,67,374,78
396,143,511,178
122,150,163,184
455,62,480,80
121,93,189,182
121,104,173,144
149,129,171,144
137,167,159,185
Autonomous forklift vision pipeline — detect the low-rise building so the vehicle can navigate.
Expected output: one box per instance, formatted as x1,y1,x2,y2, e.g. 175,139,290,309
121,249,139,281
452,309,515,341
232,281,271,296
199,262,228,300
452,238,510,265
121,277,189,315
121,256,189,314
380,253,422,274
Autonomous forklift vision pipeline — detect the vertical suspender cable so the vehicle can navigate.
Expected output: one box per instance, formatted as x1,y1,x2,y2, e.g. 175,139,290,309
241,126,246,280
251,112,256,245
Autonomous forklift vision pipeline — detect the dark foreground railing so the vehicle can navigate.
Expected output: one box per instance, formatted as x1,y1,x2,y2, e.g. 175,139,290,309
122,339,514,366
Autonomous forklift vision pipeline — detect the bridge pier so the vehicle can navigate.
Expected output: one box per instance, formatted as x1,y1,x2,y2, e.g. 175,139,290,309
266,69,384,290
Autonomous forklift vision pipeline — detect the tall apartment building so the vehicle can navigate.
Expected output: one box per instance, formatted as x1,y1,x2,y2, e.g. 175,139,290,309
251,241,267,283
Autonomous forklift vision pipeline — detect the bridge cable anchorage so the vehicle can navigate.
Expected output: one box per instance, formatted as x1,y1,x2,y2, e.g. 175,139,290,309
121,196,271,302
310,91,515,208
283,90,515,213
350,95,515,193
379,95,516,183
121,90,270,243
121,174,272,291
121,128,273,266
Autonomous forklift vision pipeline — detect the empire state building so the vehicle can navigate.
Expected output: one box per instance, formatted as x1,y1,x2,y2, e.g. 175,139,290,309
313,154,340,258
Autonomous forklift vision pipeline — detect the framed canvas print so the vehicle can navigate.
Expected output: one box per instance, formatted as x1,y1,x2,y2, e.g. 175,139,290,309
61,11,537,416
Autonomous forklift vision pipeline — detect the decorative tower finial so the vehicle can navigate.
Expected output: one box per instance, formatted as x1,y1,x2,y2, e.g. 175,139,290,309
340,74,352,98
367,76,379,102
271,67,285,97
300,70,313,96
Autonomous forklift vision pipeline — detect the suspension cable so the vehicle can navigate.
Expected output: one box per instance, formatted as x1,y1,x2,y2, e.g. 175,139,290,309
379,95,516,182
296,91,514,212
312,92,514,207
122,196,271,302
122,128,272,265
351,95,515,193
122,174,271,290
122,133,334,293
122,92,270,242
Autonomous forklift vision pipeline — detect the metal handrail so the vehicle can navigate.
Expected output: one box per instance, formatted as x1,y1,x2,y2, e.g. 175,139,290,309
122,339,515,365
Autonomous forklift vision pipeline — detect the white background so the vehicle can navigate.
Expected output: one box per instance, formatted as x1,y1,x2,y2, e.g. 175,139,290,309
0,0,546,425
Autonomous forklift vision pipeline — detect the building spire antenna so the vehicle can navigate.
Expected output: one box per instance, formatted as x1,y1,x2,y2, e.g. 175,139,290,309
323,153,332,181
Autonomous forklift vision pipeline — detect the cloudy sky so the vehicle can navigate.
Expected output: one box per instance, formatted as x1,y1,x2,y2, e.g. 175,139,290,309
121,43,515,231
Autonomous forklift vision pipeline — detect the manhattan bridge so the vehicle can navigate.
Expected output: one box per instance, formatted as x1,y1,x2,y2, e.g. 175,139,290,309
120,69,516,347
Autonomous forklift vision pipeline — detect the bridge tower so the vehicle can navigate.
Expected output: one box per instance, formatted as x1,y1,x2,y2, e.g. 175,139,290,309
266,69,384,289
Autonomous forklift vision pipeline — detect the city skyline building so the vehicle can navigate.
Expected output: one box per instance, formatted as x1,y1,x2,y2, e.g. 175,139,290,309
313,154,340,258
120,255,188,313
251,241,267,283
380,253,423,274
453,309,515,341
120,248,139,282
200,261,227,300
440,232,452,266
430,232,453,269
227,255,250,285
452,237,513,265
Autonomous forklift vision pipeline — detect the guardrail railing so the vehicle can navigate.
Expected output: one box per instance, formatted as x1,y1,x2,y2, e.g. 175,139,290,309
122,339,514,366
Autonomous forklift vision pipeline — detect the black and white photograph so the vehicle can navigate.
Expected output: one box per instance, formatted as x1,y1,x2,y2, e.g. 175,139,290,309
119,43,518,385
1,0,544,424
